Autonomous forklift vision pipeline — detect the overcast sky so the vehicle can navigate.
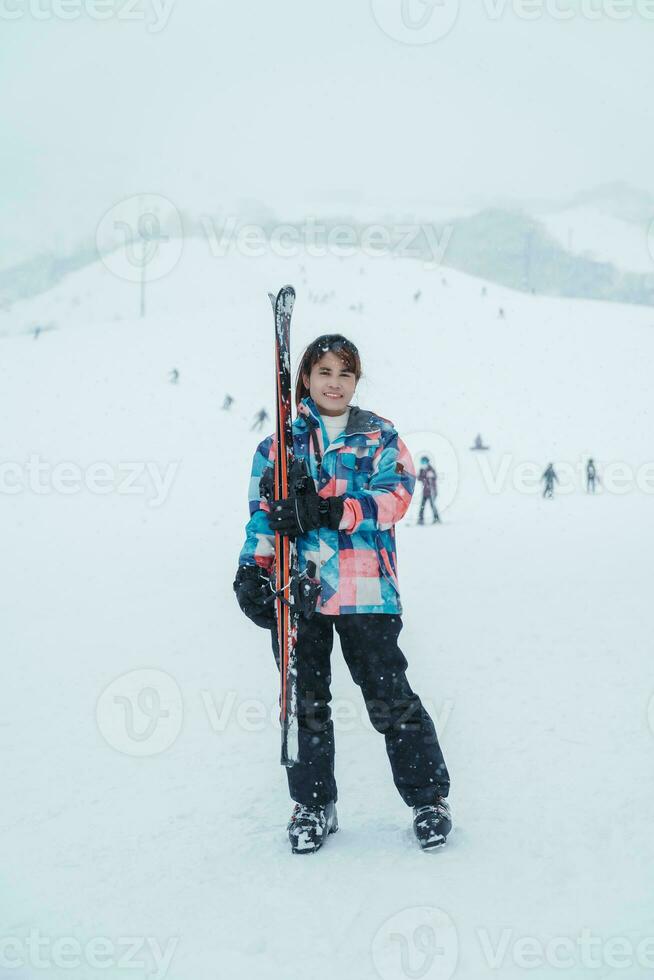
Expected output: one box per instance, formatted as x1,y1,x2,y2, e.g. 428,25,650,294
1,0,652,263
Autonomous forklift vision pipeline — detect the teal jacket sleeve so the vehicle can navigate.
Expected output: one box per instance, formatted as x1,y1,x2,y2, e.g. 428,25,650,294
339,431,416,534
238,435,276,571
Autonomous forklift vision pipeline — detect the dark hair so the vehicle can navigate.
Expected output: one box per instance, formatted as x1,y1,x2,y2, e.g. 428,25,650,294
294,334,362,407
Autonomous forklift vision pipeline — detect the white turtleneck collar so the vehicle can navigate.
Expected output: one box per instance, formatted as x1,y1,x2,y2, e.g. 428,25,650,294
321,406,351,446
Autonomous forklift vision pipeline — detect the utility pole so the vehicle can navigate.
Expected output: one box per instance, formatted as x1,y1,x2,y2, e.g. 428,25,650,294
524,227,534,293
137,199,165,319
140,237,147,318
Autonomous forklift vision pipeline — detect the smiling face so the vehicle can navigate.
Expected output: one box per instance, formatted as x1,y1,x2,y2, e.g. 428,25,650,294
302,351,358,417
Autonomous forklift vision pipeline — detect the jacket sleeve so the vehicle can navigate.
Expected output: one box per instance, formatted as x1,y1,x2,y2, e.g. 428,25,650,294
338,430,415,534
237,435,276,571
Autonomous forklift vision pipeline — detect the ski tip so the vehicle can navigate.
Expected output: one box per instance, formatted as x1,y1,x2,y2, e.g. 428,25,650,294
269,285,297,316
269,285,296,302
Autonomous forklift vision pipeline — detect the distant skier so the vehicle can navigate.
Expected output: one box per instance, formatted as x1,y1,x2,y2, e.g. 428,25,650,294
541,463,559,499
30,322,55,339
498,307,506,319
586,458,599,494
222,394,234,411
413,290,422,302
470,433,490,451
169,368,179,384
481,286,487,297
251,408,269,431
417,456,441,524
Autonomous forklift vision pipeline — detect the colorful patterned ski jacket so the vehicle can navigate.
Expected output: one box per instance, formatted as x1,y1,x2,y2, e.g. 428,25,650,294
238,396,415,615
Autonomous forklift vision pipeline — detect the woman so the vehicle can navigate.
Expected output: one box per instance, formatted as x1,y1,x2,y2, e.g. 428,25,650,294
233,334,451,853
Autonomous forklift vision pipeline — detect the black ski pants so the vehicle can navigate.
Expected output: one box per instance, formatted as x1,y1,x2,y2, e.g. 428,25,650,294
271,613,450,808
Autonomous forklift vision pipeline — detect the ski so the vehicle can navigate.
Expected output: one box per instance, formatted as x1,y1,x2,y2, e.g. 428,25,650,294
263,286,321,766
268,285,301,767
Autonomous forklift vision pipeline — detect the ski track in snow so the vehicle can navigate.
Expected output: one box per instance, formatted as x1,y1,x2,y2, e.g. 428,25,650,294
1,245,653,979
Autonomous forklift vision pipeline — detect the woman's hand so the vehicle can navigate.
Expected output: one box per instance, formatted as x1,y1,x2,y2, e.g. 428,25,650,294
233,564,276,629
267,490,344,537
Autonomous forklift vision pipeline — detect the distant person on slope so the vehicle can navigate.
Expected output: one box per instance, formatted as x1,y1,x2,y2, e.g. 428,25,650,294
234,334,451,854
541,463,559,499
586,458,599,494
417,455,441,524
251,407,269,431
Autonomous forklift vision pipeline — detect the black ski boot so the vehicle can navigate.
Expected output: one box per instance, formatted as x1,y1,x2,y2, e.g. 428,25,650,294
288,801,338,854
413,798,452,850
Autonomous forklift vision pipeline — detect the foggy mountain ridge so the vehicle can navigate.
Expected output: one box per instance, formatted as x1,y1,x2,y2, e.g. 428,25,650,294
432,208,654,306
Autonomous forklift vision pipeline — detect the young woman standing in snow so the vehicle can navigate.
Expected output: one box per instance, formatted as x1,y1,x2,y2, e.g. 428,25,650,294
233,335,451,853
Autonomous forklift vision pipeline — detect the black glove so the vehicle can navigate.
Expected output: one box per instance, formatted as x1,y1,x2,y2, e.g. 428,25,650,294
233,564,276,629
267,486,344,537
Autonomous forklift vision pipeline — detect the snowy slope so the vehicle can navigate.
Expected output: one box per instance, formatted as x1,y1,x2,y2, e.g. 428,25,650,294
2,246,654,980
538,204,654,274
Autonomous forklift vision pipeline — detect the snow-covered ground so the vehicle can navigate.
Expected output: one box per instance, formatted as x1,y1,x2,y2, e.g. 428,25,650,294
2,244,654,980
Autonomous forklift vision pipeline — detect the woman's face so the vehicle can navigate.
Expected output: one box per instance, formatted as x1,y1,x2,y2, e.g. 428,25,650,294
303,351,357,417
